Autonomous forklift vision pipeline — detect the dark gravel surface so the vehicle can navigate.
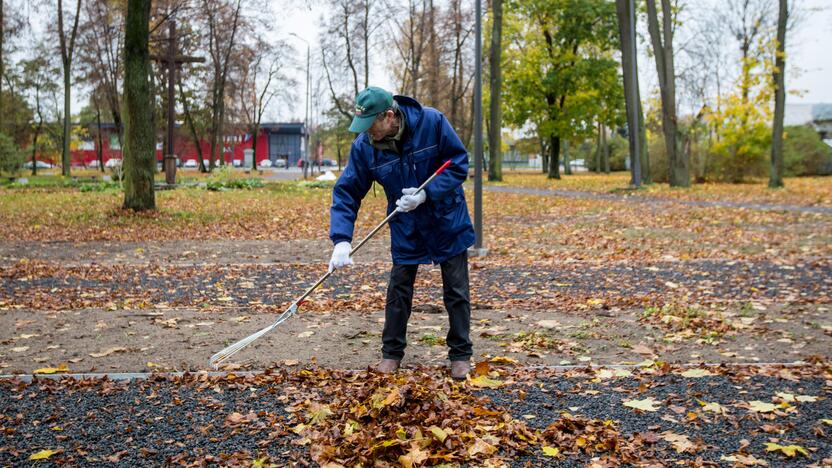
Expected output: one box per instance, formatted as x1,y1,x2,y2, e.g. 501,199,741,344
1,370,830,466
479,372,832,466
0,375,304,466
2,258,830,310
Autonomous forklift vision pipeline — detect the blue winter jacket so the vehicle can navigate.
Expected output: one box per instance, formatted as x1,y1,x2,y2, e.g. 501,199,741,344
330,95,475,264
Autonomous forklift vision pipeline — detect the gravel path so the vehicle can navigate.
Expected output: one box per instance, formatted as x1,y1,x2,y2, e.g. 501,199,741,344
3,258,829,310
485,185,832,215
1,366,829,466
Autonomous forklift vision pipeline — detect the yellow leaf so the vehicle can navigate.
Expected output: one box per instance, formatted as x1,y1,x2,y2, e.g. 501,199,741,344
429,425,447,442
698,400,729,415
680,369,715,378
33,364,69,374
489,355,519,365
764,442,809,457
467,375,503,388
775,392,795,402
395,427,407,440
661,431,695,453
29,450,57,460
623,397,661,412
542,446,560,457
748,400,776,413
822,419,832,425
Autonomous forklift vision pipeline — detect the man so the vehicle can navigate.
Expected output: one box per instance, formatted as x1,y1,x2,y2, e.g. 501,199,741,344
329,86,475,380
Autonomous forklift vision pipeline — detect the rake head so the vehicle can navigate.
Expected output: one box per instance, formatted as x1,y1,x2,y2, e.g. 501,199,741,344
209,303,298,369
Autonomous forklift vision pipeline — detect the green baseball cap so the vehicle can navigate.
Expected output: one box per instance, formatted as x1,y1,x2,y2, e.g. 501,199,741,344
349,86,394,133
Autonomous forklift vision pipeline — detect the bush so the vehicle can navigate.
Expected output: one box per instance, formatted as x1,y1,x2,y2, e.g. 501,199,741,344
783,125,832,176
0,133,24,176
647,133,669,183
205,165,263,191
607,134,630,171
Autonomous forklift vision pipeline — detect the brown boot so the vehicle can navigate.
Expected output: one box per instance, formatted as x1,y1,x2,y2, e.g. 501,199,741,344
450,360,470,380
374,358,400,374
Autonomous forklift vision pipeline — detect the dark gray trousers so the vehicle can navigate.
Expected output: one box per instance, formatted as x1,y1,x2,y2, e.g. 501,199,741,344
382,251,472,362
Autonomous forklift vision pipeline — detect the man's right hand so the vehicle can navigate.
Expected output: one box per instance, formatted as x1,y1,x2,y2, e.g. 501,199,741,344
328,241,353,272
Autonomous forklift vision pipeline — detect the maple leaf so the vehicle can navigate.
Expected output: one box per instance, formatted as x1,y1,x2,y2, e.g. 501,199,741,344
661,431,696,453
623,397,661,412
698,400,730,415
467,375,503,388
307,403,333,425
489,355,519,365
764,442,809,457
747,400,776,413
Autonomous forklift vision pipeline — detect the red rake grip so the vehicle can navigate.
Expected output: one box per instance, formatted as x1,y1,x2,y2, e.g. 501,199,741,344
436,160,453,174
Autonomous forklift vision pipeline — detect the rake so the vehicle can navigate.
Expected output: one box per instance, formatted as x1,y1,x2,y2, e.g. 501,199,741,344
209,159,454,369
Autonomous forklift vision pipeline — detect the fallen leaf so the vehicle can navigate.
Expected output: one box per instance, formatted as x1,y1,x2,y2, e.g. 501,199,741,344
795,395,818,403
623,397,661,412
89,347,128,358
467,375,503,388
489,356,519,365
632,344,654,355
33,364,69,374
297,331,315,338
11,346,29,353
661,431,696,453
748,401,776,413
764,442,809,457
680,368,716,378
467,437,497,457
398,447,429,468
429,425,447,442
720,454,769,466
542,446,560,457
29,449,58,460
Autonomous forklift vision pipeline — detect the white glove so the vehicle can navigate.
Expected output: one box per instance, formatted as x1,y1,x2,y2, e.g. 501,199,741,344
395,187,427,213
328,241,353,272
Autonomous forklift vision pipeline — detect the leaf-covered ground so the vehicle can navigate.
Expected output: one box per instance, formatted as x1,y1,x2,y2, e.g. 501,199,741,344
1,174,830,465
1,363,830,466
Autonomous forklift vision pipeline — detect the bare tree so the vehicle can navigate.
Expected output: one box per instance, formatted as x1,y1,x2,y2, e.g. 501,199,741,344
320,0,376,120
21,43,60,175
616,0,648,184
57,0,83,176
236,39,292,171
646,0,689,187
77,0,125,150
202,0,243,171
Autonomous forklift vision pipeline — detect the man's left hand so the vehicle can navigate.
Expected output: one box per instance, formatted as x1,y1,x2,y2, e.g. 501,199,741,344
395,187,427,212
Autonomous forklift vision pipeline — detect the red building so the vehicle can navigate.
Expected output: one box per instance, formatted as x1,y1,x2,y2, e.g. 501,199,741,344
70,122,307,168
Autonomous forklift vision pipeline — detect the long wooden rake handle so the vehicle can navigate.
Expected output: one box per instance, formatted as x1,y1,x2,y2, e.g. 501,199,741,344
209,159,454,368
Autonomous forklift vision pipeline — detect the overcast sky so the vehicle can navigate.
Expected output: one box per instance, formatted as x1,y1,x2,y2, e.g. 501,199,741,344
56,0,831,123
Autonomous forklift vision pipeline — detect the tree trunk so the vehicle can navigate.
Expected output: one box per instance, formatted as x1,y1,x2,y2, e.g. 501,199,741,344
487,0,503,181
563,139,571,175
595,122,602,173
94,98,104,172
540,134,548,173
646,0,688,187
638,98,650,183
58,0,82,177
769,0,787,189
616,0,644,186
122,0,155,211
602,124,610,173
547,135,560,179
0,0,4,135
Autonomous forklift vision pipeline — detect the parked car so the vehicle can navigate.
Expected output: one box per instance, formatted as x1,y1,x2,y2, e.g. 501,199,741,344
274,159,287,168
322,159,337,167
105,159,122,168
259,159,272,168
232,159,242,167
183,159,198,168
24,161,55,169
